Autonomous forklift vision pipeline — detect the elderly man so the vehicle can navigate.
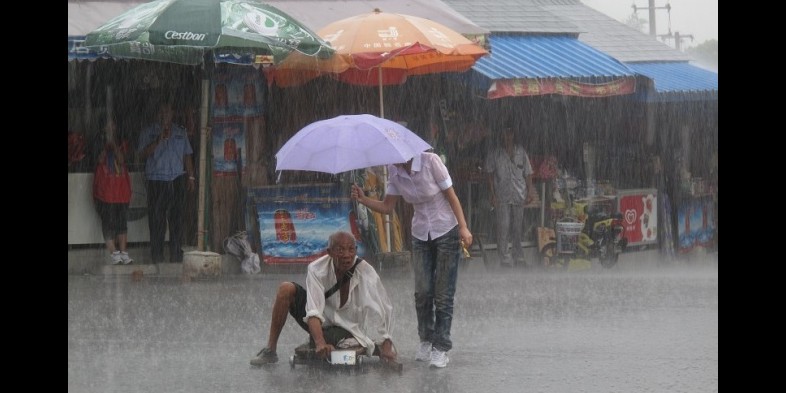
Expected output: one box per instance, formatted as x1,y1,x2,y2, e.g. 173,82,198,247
250,231,396,366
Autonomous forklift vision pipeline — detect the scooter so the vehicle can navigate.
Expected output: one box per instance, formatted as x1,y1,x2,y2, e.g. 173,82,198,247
538,203,628,269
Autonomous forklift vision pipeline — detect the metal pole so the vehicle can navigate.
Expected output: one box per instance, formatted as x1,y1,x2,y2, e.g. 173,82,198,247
197,79,210,251
540,182,546,227
85,63,92,131
378,66,392,253
106,85,113,141
106,85,113,122
648,0,656,36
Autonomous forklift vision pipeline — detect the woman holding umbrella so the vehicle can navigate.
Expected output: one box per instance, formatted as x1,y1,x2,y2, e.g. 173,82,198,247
351,151,472,368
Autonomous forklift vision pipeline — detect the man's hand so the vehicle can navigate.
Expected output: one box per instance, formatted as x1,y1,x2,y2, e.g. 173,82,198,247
378,339,397,362
314,342,335,360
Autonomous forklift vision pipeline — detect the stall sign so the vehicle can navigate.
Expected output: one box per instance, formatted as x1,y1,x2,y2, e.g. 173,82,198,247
616,189,658,247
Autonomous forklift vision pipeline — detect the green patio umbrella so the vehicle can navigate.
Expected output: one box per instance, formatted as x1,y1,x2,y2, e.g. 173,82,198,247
84,0,334,65
85,0,335,251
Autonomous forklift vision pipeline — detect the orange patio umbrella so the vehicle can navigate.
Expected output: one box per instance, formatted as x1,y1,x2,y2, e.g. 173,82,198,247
269,8,488,118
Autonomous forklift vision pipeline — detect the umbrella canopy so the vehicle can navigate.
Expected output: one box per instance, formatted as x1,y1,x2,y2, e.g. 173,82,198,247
275,114,432,175
323,8,488,85
84,0,335,65
268,8,488,91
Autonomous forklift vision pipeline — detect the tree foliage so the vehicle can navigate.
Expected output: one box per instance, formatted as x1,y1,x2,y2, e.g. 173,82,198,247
624,12,647,33
685,39,718,69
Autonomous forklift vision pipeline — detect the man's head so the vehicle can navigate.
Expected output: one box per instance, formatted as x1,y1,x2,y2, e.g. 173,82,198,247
502,122,515,143
158,102,174,126
327,231,358,275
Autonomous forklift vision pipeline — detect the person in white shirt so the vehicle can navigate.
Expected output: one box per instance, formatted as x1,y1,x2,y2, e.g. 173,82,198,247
351,151,473,368
485,124,536,267
250,231,396,366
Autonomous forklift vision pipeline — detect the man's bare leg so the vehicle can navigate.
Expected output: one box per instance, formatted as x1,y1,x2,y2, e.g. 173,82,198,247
265,282,297,353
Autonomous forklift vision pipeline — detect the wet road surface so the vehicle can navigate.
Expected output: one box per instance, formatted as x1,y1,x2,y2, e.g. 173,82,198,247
68,252,718,393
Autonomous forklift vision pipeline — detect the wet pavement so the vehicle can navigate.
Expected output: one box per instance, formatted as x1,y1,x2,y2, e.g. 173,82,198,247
68,251,718,393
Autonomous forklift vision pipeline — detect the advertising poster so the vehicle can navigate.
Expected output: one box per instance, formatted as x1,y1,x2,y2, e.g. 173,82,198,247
211,120,246,175
676,195,716,253
211,67,265,175
617,189,658,247
211,71,265,118
247,184,369,265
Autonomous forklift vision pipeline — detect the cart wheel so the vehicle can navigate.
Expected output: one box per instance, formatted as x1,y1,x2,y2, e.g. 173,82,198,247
289,355,295,368
542,243,569,270
598,231,623,268
540,243,561,269
599,239,619,268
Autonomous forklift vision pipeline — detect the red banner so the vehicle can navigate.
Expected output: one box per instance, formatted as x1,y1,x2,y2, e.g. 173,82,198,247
488,77,636,99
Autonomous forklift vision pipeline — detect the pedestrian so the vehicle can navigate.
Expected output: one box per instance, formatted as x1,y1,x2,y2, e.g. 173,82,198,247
137,102,196,263
250,231,397,366
351,151,472,368
93,116,133,265
485,123,537,267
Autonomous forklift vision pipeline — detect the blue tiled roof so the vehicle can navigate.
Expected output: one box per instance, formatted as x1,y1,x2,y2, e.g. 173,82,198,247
473,34,635,81
627,62,718,93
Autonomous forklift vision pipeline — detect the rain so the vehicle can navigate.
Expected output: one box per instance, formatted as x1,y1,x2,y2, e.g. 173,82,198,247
68,1,717,392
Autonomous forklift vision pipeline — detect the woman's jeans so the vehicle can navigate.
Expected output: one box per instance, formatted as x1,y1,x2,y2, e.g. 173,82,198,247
411,226,460,352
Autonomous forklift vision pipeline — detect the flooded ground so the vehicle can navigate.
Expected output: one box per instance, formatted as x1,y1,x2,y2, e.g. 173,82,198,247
68,251,718,393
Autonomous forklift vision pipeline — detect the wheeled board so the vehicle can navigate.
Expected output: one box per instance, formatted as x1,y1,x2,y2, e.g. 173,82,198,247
289,342,403,374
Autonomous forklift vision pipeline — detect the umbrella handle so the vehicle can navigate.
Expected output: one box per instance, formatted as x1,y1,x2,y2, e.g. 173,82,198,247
350,170,359,212
350,170,363,246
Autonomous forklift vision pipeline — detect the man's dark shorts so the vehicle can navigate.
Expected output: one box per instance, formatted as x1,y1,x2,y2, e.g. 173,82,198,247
289,282,353,347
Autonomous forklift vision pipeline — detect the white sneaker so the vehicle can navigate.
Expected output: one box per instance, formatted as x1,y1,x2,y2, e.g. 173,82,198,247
430,348,449,368
415,341,432,361
109,251,123,265
119,251,133,265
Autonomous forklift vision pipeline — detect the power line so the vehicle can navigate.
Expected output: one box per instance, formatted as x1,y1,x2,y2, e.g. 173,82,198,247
632,1,693,50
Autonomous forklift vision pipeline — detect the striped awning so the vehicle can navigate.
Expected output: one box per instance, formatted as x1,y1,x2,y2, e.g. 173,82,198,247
471,34,637,99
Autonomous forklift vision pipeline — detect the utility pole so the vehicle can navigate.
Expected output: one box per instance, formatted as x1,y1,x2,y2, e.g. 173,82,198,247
632,0,671,37
658,31,694,51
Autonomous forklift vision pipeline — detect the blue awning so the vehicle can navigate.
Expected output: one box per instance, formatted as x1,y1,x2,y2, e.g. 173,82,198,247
627,62,718,100
474,35,635,80
469,35,637,98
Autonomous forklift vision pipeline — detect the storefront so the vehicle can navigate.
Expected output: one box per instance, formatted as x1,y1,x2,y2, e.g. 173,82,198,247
67,58,203,247
629,62,719,256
